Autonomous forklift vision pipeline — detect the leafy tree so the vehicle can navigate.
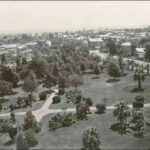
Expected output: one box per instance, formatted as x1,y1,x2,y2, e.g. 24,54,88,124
52,63,59,77
133,69,145,90
23,111,38,132
80,61,86,75
44,73,55,89
0,80,12,96
23,72,37,104
1,54,6,64
108,62,121,78
94,65,100,78
106,39,117,55
76,101,89,120
69,74,83,91
113,101,131,131
1,67,19,87
82,127,101,150
28,56,48,78
58,75,66,88
22,57,27,65
118,56,124,75
144,45,150,62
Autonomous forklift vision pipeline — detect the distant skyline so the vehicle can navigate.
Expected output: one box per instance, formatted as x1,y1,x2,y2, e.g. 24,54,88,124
0,1,150,34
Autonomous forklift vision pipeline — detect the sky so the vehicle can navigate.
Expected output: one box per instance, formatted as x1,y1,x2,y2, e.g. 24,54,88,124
0,1,150,34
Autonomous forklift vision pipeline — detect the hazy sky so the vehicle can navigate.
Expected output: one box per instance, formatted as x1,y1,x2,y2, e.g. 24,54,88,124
1,1,150,33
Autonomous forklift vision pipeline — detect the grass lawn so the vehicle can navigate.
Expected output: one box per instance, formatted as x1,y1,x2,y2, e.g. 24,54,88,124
50,71,150,110
31,109,150,149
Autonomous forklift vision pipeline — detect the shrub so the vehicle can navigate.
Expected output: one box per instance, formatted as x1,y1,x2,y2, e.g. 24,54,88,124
82,127,101,150
39,92,47,101
8,124,17,140
130,111,144,137
85,97,93,106
0,80,13,96
95,103,106,114
65,89,82,103
132,95,144,109
58,88,65,95
24,129,38,148
135,95,144,103
49,113,75,131
132,101,144,109
52,96,61,104
0,119,9,133
9,104,15,112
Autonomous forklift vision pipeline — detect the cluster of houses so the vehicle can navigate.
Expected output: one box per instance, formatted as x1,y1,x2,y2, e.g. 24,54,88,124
0,28,149,67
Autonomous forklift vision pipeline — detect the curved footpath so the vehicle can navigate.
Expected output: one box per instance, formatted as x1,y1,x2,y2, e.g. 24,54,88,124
0,88,150,122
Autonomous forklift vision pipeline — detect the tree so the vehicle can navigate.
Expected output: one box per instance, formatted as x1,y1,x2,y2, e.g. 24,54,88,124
23,73,37,105
82,127,101,150
1,67,19,87
80,61,86,75
0,80,12,96
69,74,83,91
130,111,144,137
94,65,100,78
133,69,145,90
118,56,124,76
106,39,117,55
24,129,38,148
144,45,150,62
22,57,27,65
76,101,89,120
108,62,121,78
113,101,131,131
23,111,38,132
8,113,17,141
1,54,6,64
28,56,48,78
52,63,59,77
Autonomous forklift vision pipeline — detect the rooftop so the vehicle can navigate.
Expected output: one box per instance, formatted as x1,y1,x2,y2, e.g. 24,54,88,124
121,42,131,46
136,47,145,53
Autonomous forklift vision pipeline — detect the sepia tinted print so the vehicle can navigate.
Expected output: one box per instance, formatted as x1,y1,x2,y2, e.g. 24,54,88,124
0,1,150,149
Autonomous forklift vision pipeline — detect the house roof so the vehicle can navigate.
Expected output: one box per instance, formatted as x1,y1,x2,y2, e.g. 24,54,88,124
121,42,131,46
136,48,145,53
89,38,103,42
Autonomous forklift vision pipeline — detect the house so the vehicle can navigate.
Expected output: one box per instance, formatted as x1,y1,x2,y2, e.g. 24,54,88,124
88,38,103,50
136,48,145,60
121,42,131,56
